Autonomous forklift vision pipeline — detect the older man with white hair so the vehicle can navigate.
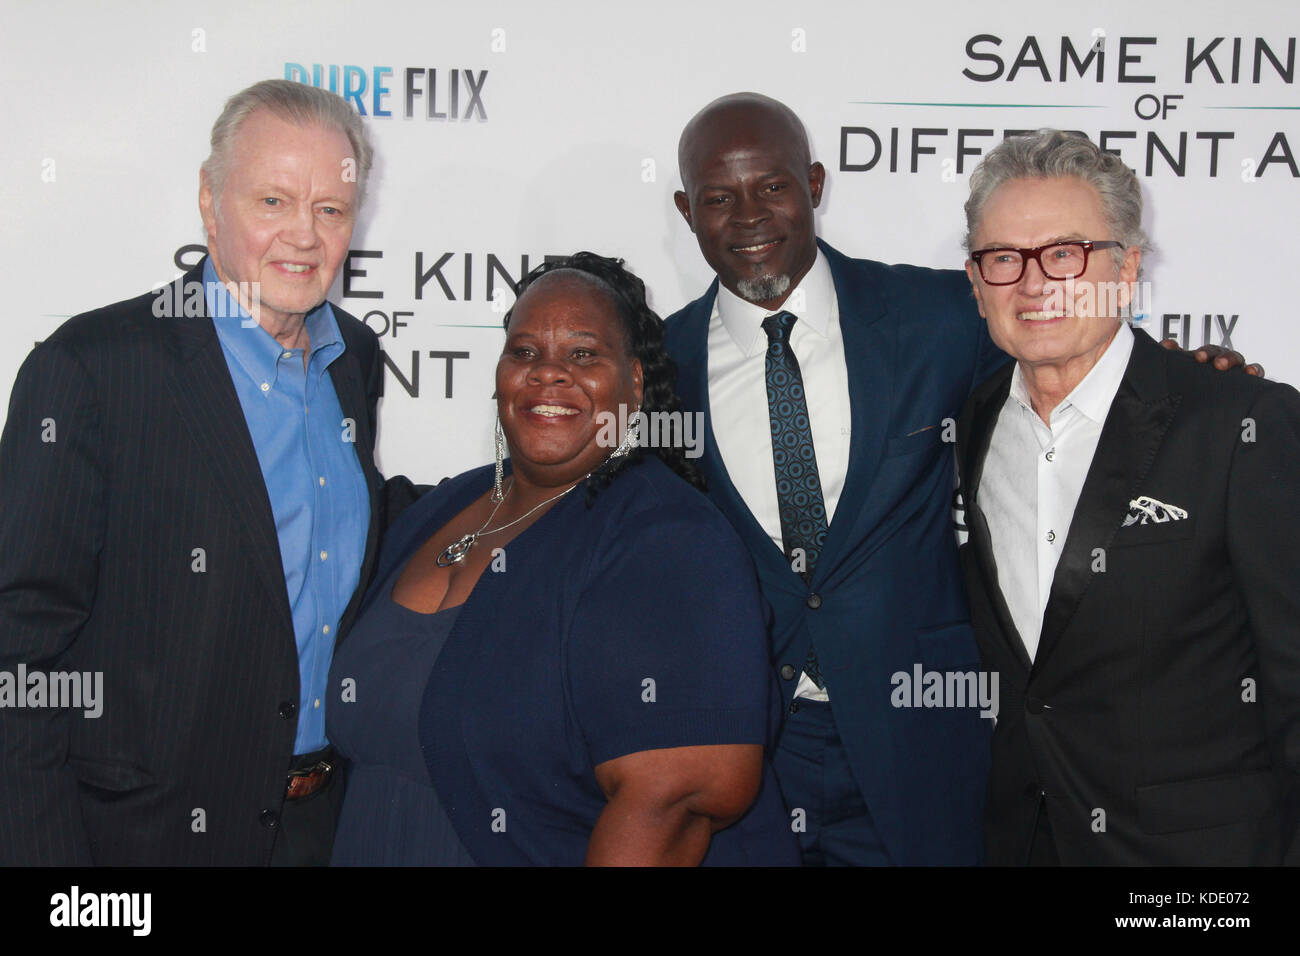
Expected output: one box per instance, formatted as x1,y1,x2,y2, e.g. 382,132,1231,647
0,79,417,866
956,128,1300,865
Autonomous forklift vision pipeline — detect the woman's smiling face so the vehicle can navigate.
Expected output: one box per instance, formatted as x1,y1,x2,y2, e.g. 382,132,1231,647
496,271,643,488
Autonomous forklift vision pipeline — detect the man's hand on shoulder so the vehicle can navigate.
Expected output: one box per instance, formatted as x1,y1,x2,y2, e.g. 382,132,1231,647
1160,338,1265,377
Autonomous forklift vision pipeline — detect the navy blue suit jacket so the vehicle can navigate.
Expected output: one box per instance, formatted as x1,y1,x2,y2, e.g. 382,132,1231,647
663,239,1008,864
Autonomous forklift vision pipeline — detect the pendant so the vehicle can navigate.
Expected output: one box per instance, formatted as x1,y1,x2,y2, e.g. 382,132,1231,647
436,533,477,567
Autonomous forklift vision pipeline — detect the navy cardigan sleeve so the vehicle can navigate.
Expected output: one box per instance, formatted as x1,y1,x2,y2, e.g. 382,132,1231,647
567,480,773,767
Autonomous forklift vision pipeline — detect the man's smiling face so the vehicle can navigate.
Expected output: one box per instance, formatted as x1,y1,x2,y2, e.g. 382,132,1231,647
966,175,1140,375
674,98,824,311
199,109,357,330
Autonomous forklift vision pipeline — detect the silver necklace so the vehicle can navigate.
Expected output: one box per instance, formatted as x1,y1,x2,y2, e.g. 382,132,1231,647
435,478,582,567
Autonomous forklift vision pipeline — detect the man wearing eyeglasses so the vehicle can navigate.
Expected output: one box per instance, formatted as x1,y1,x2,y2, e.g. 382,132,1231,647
956,128,1300,865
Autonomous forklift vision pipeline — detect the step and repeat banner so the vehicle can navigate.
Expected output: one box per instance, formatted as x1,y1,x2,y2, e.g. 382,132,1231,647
3,0,1297,482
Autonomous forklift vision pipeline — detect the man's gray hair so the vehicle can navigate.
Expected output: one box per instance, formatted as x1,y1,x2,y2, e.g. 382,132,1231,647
964,129,1149,266
203,78,373,209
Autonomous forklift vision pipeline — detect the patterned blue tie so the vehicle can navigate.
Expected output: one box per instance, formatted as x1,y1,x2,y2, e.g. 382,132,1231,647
763,310,827,689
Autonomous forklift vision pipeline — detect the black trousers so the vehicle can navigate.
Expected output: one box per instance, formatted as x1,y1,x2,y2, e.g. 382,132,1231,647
1028,799,1061,866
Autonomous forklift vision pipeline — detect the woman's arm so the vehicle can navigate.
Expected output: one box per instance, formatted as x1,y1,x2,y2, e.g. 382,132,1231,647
586,743,763,866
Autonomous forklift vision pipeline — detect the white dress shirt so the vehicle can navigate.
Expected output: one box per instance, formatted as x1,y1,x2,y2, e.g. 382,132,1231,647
980,321,1134,662
707,250,852,699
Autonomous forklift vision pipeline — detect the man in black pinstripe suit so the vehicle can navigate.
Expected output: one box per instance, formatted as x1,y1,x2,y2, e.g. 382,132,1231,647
0,79,418,866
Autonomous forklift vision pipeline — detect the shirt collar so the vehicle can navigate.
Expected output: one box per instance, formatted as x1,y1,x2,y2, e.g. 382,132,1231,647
204,257,345,388
713,248,835,357
1008,320,1135,424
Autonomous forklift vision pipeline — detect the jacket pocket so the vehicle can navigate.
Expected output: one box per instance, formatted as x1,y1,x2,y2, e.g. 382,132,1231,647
915,622,981,670
885,426,941,458
1109,516,1197,549
69,755,155,793
1136,769,1276,834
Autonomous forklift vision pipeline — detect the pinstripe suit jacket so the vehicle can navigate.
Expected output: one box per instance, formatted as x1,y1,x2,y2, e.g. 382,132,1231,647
0,260,410,865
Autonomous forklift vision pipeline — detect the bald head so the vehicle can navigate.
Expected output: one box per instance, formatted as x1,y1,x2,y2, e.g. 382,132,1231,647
673,92,824,310
677,93,812,193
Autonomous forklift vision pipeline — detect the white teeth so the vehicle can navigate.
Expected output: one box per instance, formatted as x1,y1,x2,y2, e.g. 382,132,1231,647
1018,311,1067,322
734,241,776,252
281,264,311,273
529,404,578,416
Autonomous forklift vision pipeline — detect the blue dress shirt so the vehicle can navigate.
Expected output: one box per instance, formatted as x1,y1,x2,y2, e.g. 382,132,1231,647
204,259,369,754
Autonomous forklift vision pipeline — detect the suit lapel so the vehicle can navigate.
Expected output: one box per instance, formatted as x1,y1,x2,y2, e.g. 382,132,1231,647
674,282,792,578
161,263,294,635
1034,330,1178,672
963,365,1033,673
677,244,898,586
815,241,890,582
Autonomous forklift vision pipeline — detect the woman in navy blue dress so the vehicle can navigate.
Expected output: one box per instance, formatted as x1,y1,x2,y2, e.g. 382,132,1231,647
329,253,797,865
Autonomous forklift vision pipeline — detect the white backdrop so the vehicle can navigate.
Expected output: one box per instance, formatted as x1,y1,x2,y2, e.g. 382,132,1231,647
3,0,1297,483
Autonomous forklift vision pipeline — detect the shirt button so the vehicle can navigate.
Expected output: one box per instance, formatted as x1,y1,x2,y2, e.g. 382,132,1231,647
260,382,270,392
1046,531,1056,543
322,625,330,635
1045,449,1055,462
314,699,321,710
282,351,292,360
806,592,823,610
780,664,797,681
319,550,328,561
319,476,326,487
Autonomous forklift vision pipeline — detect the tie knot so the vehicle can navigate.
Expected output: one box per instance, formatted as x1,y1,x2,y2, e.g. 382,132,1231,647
762,311,797,345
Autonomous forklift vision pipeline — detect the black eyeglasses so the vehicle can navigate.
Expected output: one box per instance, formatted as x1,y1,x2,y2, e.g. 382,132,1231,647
969,240,1123,285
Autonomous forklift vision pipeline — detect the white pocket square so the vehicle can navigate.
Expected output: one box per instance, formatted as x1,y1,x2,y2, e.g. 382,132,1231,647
1122,495,1189,527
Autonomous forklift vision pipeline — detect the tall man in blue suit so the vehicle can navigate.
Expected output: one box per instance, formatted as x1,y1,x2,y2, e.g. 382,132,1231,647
663,92,1008,865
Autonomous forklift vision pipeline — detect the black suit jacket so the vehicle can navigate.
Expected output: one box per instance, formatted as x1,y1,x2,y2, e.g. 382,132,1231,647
957,328,1300,865
0,260,418,865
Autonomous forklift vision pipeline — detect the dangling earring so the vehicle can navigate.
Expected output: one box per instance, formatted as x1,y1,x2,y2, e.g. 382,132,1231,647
493,414,506,503
610,406,640,460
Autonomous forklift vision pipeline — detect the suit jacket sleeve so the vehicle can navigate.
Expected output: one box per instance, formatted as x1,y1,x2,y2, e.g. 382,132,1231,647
970,305,1010,393
0,341,101,864
1226,381,1300,863
358,330,428,528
